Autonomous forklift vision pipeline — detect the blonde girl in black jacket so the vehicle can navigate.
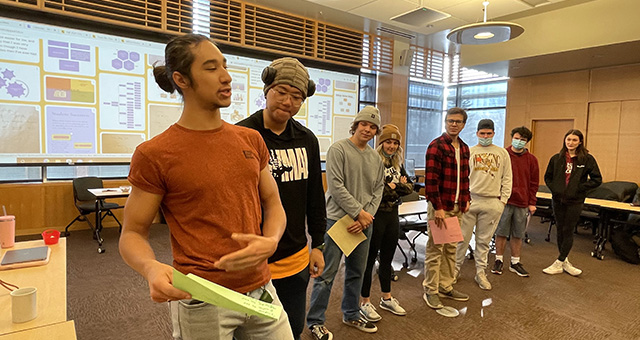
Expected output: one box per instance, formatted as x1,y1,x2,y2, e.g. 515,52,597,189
359,124,413,323
543,129,602,276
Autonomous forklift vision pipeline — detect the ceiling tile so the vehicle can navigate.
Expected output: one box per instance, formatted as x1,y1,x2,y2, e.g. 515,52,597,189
306,0,378,12
349,0,419,19
444,0,532,22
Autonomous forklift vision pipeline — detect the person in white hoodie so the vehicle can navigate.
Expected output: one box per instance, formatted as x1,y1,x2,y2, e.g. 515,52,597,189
455,119,512,291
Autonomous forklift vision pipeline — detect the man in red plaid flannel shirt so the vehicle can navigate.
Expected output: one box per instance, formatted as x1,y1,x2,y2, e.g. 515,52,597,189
422,107,471,312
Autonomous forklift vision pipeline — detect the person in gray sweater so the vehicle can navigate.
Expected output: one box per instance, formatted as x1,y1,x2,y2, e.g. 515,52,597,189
306,106,384,340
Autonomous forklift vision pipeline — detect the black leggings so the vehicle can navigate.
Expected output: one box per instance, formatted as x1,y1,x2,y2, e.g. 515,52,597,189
552,200,584,261
361,207,399,297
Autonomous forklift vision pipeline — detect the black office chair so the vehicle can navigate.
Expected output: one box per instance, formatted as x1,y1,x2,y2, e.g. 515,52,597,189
63,177,123,237
404,159,425,193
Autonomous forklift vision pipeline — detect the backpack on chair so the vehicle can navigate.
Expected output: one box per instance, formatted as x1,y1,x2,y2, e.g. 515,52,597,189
610,223,640,265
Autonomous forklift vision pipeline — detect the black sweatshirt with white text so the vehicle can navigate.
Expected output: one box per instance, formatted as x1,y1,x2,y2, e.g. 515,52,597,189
237,110,326,263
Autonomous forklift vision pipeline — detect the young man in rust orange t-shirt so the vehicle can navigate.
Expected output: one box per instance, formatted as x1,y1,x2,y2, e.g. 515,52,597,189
118,34,292,340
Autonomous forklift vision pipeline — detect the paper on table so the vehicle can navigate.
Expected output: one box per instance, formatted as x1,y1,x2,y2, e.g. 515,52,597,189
172,269,282,320
326,214,367,256
428,216,464,245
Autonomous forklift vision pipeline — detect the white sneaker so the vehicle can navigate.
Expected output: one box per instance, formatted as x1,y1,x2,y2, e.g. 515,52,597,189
379,297,407,316
310,324,333,340
475,271,492,290
359,302,382,322
542,260,564,275
563,258,582,276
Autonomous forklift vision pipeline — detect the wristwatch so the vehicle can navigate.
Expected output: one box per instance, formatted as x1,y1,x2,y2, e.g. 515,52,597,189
314,243,325,252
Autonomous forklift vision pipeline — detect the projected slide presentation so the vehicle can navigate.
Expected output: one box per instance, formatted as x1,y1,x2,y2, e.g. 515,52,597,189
0,16,359,163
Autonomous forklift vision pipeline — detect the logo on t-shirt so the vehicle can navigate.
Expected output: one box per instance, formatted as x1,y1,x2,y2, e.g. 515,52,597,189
472,152,501,178
565,162,573,174
384,165,400,184
269,147,308,183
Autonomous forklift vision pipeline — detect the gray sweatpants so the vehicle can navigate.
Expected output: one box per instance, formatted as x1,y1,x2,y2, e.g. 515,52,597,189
456,196,505,273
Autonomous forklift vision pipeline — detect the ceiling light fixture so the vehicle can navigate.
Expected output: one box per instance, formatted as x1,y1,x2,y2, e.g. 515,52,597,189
447,1,524,45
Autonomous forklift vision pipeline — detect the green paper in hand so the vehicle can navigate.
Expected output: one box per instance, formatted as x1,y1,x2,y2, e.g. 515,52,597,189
172,269,282,320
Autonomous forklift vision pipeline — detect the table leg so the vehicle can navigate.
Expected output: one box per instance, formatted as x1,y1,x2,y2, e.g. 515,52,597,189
591,209,609,260
95,199,105,254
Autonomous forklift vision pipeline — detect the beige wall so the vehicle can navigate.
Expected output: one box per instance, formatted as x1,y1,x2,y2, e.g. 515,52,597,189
506,63,640,183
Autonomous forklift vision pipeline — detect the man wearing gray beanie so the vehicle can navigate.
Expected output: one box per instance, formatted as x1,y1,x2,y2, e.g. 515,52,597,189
307,106,384,338
237,57,325,340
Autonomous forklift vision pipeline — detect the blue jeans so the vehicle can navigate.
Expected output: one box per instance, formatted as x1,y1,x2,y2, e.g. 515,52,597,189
306,219,372,326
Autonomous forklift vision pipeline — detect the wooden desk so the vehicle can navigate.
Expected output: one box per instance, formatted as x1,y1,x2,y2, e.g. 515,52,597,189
0,321,76,340
535,192,640,259
0,239,67,335
87,188,129,254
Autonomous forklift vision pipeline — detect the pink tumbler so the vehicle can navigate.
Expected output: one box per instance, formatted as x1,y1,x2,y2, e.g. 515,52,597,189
0,215,16,248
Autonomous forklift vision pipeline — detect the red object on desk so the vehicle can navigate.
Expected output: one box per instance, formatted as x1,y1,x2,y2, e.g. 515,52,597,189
41,229,60,245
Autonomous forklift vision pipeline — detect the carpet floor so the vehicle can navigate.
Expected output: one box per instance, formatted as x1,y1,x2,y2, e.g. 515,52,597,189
46,219,640,340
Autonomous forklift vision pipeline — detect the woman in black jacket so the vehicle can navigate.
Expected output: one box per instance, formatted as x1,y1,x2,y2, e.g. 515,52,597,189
359,124,413,323
543,129,601,276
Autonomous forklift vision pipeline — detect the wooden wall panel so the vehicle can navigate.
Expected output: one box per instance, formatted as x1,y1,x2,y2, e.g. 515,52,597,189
616,100,640,182
378,72,409,150
590,64,640,102
0,179,129,236
43,182,79,231
506,78,530,107
0,184,45,236
390,73,409,137
377,72,393,127
528,70,589,105
587,102,621,182
504,105,528,145
509,64,640,186
528,103,588,130
531,119,574,184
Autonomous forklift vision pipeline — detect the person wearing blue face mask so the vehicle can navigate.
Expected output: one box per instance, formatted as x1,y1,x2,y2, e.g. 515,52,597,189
492,126,539,277
456,119,512,291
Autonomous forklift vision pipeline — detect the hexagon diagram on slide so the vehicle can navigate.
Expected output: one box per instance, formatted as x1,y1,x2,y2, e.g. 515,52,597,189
102,48,143,74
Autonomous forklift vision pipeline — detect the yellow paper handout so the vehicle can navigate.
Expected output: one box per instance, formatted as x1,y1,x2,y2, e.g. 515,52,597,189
326,214,367,256
172,269,282,320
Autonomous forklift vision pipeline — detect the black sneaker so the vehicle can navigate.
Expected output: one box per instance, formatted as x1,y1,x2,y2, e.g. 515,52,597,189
509,262,530,277
342,317,378,333
491,259,503,275
310,324,333,340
